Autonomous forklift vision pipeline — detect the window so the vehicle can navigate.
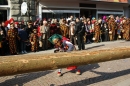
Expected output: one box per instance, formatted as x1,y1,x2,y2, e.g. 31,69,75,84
0,0,8,5
0,10,7,22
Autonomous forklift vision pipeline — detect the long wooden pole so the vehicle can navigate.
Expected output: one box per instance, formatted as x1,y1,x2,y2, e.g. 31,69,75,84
0,47,130,76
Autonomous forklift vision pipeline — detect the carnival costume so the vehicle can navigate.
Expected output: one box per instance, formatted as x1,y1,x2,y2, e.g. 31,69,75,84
48,34,81,76
30,29,38,52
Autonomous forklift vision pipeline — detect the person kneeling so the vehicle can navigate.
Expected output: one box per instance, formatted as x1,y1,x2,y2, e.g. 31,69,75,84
48,34,81,76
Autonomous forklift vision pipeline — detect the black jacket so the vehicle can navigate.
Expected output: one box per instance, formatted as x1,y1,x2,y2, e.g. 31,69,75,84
1,26,7,37
74,21,85,36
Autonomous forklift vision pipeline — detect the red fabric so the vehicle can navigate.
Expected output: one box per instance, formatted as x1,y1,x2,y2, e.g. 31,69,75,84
61,36,70,42
37,26,42,37
9,18,14,23
4,20,9,27
15,22,19,25
50,23,57,36
67,66,77,70
91,20,96,24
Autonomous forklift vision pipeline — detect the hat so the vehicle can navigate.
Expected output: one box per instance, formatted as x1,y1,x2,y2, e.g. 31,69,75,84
15,22,19,25
9,18,14,23
48,34,62,44
4,20,9,27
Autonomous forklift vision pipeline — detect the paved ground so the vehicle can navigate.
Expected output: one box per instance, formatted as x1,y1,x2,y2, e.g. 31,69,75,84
0,40,130,86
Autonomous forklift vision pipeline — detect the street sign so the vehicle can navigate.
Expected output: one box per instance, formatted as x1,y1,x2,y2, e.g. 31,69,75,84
21,2,27,15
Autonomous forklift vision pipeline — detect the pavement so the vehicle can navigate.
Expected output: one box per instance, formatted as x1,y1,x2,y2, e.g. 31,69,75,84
0,40,130,86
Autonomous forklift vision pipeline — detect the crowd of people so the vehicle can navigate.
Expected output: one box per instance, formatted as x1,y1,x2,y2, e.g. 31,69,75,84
0,15,130,56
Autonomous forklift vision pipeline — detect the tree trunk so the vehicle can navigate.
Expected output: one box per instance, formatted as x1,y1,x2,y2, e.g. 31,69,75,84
0,47,130,76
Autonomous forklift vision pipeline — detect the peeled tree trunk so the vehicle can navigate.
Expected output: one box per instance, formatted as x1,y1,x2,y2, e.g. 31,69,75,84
0,47,130,76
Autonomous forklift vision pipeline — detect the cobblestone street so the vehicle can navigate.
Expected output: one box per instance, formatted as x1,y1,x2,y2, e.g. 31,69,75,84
0,40,130,86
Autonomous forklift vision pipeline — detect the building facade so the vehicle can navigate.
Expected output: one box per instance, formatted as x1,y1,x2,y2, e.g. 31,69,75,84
0,0,130,22
0,0,38,22
0,0,10,21
39,0,130,19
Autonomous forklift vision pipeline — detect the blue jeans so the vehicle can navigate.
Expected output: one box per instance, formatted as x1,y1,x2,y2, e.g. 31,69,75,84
21,41,26,52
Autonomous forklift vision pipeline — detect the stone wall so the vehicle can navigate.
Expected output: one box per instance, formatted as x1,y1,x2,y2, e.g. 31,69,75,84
10,0,37,22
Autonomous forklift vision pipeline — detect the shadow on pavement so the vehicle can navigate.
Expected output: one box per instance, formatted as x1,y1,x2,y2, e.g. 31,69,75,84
59,64,100,76
85,44,105,50
78,63,100,73
0,71,52,86
62,68,130,86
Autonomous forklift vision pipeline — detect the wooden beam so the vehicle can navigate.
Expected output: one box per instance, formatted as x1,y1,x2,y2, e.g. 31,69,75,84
0,47,130,76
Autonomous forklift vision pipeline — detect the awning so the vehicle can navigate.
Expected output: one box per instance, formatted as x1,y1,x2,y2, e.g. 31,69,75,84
97,11,123,14
43,9,80,13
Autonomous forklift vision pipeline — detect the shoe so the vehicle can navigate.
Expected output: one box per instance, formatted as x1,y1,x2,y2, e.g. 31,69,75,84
76,70,81,75
24,51,27,54
57,72,62,77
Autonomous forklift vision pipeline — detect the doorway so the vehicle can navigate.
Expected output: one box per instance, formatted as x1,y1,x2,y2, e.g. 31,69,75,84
0,10,7,22
80,9,96,19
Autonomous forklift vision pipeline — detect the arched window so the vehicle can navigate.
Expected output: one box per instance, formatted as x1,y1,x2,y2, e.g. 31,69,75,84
0,0,8,5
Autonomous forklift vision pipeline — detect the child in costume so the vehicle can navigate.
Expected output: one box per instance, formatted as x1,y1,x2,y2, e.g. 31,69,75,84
48,34,81,76
30,29,39,52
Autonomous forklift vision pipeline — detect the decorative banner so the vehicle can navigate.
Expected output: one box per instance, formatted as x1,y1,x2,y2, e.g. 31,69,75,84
91,0,128,3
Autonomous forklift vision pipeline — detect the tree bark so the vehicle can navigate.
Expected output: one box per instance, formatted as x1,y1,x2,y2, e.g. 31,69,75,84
0,47,130,76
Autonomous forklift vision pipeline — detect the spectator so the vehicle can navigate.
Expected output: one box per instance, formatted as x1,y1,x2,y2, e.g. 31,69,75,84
19,25,28,54
85,20,92,44
40,20,50,50
101,23,109,41
69,21,77,45
74,18,85,50
0,30,6,55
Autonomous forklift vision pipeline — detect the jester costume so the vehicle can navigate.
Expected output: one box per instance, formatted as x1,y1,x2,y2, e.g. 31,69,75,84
94,23,100,43
123,19,130,41
122,19,127,40
60,23,69,38
109,18,116,41
48,34,80,76
30,29,38,52
7,27,19,55
50,23,58,36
